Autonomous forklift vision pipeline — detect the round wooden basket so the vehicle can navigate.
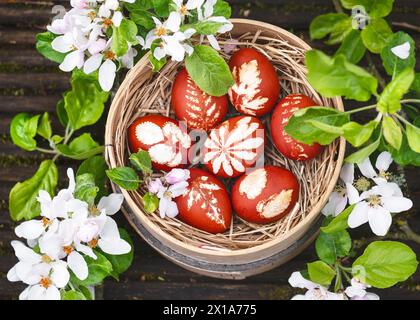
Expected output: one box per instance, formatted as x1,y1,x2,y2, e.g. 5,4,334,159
105,19,345,279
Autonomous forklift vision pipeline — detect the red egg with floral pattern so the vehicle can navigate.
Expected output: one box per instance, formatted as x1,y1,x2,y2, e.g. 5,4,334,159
271,94,324,161
203,115,265,178
228,48,280,116
231,166,299,224
171,68,228,131
175,168,232,234
128,115,191,172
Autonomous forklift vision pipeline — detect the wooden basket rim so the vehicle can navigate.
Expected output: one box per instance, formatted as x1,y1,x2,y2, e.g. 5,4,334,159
105,18,346,258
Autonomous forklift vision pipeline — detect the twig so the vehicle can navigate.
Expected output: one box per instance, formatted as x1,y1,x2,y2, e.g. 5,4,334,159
332,0,344,13
392,22,420,33
399,221,420,245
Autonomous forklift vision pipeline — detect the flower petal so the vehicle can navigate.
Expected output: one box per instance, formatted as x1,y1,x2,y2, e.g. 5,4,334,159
340,163,354,184
83,53,103,74
7,264,20,282
51,34,73,53
207,34,221,50
59,50,83,72
112,11,123,27
100,216,120,239
375,151,393,171
165,12,181,32
44,286,61,300
15,220,45,240
381,196,413,213
391,41,410,60
346,183,360,205
348,201,369,228
368,206,392,236
98,59,116,91
97,193,124,215
288,271,317,290
68,251,88,281
98,238,131,255
11,240,41,264
357,158,377,179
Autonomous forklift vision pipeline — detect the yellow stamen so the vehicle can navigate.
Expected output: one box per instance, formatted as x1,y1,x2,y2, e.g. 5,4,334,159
155,26,167,37
88,238,98,249
63,245,73,255
42,217,50,227
367,195,382,207
179,5,188,16
103,18,113,28
39,277,52,289
41,255,52,264
104,50,116,60
354,177,371,192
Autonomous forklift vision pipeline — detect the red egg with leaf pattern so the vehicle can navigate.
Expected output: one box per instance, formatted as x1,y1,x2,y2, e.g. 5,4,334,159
271,94,324,161
228,48,280,116
175,168,232,234
128,115,191,172
171,68,228,131
203,115,265,178
231,166,299,224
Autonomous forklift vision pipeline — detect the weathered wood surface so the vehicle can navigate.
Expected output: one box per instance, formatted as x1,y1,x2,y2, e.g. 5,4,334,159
0,0,419,300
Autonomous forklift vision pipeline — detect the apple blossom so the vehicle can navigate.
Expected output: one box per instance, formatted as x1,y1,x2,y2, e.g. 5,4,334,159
288,272,346,300
345,278,380,300
348,183,413,236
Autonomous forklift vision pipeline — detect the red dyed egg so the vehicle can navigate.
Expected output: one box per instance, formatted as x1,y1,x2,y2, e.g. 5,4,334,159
127,115,191,171
228,48,280,116
271,94,324,161
203,115,265,178
232,166,299,224
175,168,232,234
171,68,228,131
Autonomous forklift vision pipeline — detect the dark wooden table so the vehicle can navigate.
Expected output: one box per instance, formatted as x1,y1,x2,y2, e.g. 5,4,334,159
0,0,419,300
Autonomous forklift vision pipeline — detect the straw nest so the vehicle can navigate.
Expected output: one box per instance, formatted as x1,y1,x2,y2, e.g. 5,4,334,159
105,26,344,252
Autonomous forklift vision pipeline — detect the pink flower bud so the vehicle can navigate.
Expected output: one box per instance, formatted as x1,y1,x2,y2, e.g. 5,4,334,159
165,169,190,185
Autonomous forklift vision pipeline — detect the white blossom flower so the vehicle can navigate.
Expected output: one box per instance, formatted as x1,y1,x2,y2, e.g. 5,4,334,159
322,163,360,217
52,30,90,72
391,41,410,60
154,29,196,61
348,183,413,236
198,0,233,50
357,151,394,185
288,272,346,300
345,278,380,300
172,0,205,17
144,13,182,49
7,241,70,300
157,181,189,218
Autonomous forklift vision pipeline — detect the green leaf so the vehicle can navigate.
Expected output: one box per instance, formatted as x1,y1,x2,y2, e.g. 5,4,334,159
106,167,140,190
406,122,420,153
380,32,415,77
361,18,393,54
56,98,69,127
367,0,394,18
321,205,355,234
307,261,336,286
37,112,52,140
64,72,109,131
306,120,344,135
309,13,352,44
340,0,369,9
285,107,349,145
62,290,87,300
352,241,418,288
72,250,113,287
182,21,223,35
185,45,234,97
74,173,98,207
10,113,40,151
129,150,153,174
143,192,159,213
152,0,170,17
124,0,153,11
385,134,420,166
35,31,66,63
129,9,155,29
51,135,64,145
56,133,104,160
377,68,415,114
100,228,134,280
78,285,93,300
120,19,138,43
9,160,58,221
382,116,402,150
335,30,366,64
342,121,377,147
345,134,381,163
316,229,352,265
305,50,378,101
77,156,107,199
213,0,232,18
112,26,128,57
